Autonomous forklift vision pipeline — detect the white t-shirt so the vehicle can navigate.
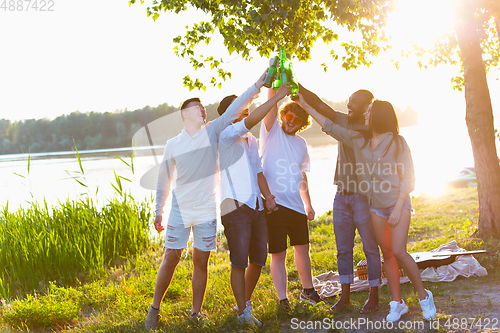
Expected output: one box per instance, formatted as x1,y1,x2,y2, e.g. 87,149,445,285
259,117,310,215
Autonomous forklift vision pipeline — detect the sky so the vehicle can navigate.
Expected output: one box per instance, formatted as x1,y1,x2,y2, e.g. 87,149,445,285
1,0,500,200
0,0,499,128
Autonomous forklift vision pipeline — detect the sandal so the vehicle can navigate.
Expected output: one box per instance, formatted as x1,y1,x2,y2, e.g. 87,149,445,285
360,300,380,314
330,300,352,312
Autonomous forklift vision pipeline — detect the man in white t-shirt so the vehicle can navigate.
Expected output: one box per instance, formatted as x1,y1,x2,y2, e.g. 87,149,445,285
218,83,291,326
259,84,321,313
145,71,266,331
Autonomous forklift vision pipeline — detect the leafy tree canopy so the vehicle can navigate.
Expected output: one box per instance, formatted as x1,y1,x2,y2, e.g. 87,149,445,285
129,0,397,90
407,0,499,90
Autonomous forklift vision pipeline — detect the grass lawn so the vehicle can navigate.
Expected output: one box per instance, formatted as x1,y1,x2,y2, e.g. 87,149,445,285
1,187,499,332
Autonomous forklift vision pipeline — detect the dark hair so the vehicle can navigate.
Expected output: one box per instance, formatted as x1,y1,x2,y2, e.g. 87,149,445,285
180,97,201,110
217,95,237,116
358,100,403,157
353,90,374,105
279,102,312,133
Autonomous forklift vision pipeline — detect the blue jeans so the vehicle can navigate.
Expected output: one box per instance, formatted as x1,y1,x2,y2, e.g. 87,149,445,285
333,192,381,287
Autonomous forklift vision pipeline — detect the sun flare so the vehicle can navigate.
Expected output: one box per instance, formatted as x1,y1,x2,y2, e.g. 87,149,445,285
386,0,457,50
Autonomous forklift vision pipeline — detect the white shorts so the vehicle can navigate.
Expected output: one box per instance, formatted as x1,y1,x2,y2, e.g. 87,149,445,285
165,209,217,251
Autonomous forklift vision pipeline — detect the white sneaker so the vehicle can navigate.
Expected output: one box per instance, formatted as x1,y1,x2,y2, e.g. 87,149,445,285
234,300,252,312
386,300,408,322
237,305,262,327
419,289,437,321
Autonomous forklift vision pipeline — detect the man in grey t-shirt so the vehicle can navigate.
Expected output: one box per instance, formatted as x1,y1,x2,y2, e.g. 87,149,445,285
299,84,382,314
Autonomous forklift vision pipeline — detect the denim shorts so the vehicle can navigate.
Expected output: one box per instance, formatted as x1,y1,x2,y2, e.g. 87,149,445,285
165,207,217,251
221,200,268,268
370,196,412,219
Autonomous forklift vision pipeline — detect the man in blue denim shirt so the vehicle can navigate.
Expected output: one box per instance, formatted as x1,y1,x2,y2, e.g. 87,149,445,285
299,84,382,313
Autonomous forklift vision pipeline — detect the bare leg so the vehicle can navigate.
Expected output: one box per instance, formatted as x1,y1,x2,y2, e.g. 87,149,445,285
293,244,314,289
332,284,351,308
231,267,246,315
270,250,288,300
367,286,379,305
192,248,211,314
390,210,427,300
152,248,183,309
370,212,402,302
245,263,263,302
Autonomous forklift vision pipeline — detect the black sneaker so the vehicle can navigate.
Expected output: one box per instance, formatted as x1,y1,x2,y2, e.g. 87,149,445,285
300,289,322,305
279,298,292,314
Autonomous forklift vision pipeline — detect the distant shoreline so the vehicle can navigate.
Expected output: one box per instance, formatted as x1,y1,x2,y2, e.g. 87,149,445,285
0,135,338,162
0,145,165,162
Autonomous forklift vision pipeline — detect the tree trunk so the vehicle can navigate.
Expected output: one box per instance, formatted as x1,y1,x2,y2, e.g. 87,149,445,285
456,0,500,239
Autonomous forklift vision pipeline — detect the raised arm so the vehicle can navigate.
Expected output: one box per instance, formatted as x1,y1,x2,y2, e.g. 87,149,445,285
219,83,291,145
299,83,338,122
245,83,291,130
263,83,279,132
212,70,265,135
296,93,327,128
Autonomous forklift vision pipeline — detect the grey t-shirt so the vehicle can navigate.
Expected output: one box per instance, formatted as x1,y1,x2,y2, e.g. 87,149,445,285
323,117,415,208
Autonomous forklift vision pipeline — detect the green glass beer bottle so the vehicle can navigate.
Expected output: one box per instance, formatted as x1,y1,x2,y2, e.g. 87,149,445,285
263,57,279,88
272,68,281,89
279,47,288,86
288,62,299,99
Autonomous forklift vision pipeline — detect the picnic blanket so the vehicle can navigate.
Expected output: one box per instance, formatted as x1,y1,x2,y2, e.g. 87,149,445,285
313,240,488,298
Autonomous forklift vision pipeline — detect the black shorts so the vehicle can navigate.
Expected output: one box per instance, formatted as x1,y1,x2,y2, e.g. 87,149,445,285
265,205,309,254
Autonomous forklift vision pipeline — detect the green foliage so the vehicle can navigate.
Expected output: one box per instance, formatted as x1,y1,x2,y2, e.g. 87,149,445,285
410,2,499,91
2,188,500,332
2,283,80,329
0,195,154,300
129,0,397,90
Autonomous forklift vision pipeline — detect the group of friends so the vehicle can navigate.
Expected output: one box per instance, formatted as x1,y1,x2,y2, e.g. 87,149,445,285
144,60,437,330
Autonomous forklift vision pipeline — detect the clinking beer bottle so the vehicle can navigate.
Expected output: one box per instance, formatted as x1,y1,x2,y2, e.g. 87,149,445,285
270,47,299,98
263,57,279,88
288,62,299,99
279,47,288,86
272,47,287,90
272,65,281,89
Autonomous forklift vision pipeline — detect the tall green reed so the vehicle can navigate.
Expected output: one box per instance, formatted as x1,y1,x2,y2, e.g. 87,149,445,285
0,148,154,300
0,196,153,300
12,150,33,203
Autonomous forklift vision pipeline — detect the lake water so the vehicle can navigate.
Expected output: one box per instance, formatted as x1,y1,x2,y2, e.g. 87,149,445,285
0,124,482,221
